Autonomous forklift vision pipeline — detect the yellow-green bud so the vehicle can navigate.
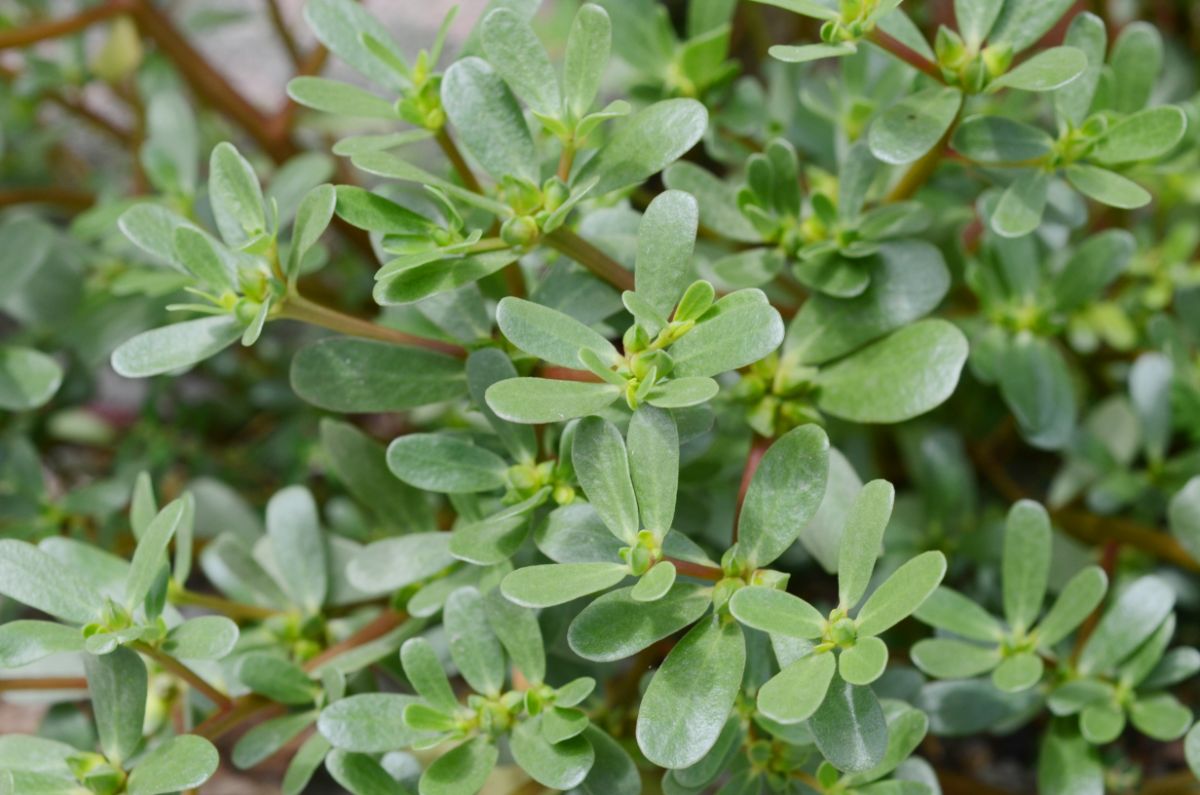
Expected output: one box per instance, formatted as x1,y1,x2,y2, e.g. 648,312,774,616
552,484,576,505
623,323,651,353
501,215,540,247
542,177,570,212
982,42,1014,78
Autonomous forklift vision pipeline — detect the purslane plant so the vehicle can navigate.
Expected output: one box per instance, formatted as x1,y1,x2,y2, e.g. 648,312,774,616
2,0,1200,794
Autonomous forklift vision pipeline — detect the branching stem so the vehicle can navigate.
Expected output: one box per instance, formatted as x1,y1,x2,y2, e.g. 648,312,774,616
280,293,466,357
131,642,233,709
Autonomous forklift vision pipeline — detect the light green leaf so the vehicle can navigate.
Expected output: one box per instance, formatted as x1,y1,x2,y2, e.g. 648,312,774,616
1051,229,1134,312
420,737,498,795
386,433,508,494
955,0,1003,45
112,316,243,378
911,638,1002,678
510,718,594,789
809,672,888,773
126,736,219,795
645,377,719,408
573,417,640,543
756,650,835,725
663,162,760,243
325,749,406,795
736,425,830,570
321,419,435,533
914,586,1004,643
989,0,1075,52
1054,12,1106,126
568,583,712,662
286,77,397,119
303,0,406,90
0,346,62,411
837,480,895,609
951,116,1055,164
992,652,1044,692
85,647,147,765
172,227,236,291
209,142,265,247
118,203,198,269
991,170,1049,238
995,333,1076,450
0,620,84,668
1110,22,1163,114
750,0,837,20
635,191,698,317
729,586,824,639
1065,165,1150,209
290,337,466,412
497,297,618,370
1038,721,1103,795
287,183,337,278
163,616,238,660
481,8,560,117
1169,478,1200,562
856,551,947,636
578,724,640,795
563,4,612,119
1079,575,1174,675
577,98,707,195
400,638,458,712
444,587,506,696
816,320,968,424
236,653,317,705
627,405,678,538
347,532,454,594
669,291,784,378
266,486,327,612
1184,722,1200,778
466,349,536,462
483,588,546,684
630,560,677,601
988,46,1086,92
768,42,856,62
442,57,536,181
1080,701,1125,744
374,251,520,306
318,694,431,753
636,615,745,769
1003,500,1051,634
1090,106,1187,165
232,712,317,770
1129,694,1192,741
485,378,621,423
334,186,436,235
839,636,888,685
502,562,628,608
868,87,962,166
125,497,188,611
1037,566,1108,648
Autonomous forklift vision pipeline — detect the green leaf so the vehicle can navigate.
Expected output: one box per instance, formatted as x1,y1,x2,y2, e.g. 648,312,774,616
1090,106,1188,166
1110,22,1164,114
635,191,698,317
563,4,612,119
568,583,712,661
955,0,1003,45
467,349,537,462
1129,694,1192,741
578,724,640,795
0,540,99,624
85,647,148,765
1169,477,1200,562
646,377,719,408
809,672,888,773
856,551,946,636
400,638,458,712
816,320,968,424
483,588,546,683
627,405,679,538
0,620,84,667
729,587,824,638
444,587,506,696
636,615,745,769
1078,575,1174,675
232,712,317,770
1054,12,1106,126
1036,566,1109,648
911,638,1002,678
995,333,1076,450
287,184,337,278
989,0,1075,52
988,46,1086,92
868,87,962,166
0,735,76,776
837,480,895,609
663,162,760,243
209,142,266,247
236,653,317,705
1038,721,1103,795
631,560,677,601
1051,229,1134,312
374,251,520,306
502,562,628,608
992,652,1044,692
1130,352,1173,463
756,650,835,725
303,0,406,90
325,749,407,795
1185,722,1200,778
290,338,466,412
839,636,889,685
126,736,219,795
1065,165,1151,209
349,151,510,216
481,9,560,117
318,694,431,752
112,316,243,378
347,532,454,594
669,291,784,378
284,734,331,795
573,417,640,543
162,616,239,660
125,497,188,611
510,718,594,789
334,186,436,236
577,98,708,195
750,0,837,20
442,57,536,182
172,227,236,291
736,425,830,569
0,346,62,411
915,587,1004,643
497,297,618,370
286,77,397,118
991,170,1049,238
266,486,328,612
321,419,435,533
768,42,856,62
951,116,1055,164
485,378,621,423
386,433,508,493
789,241,951,365
420,737,498,795
1002,500,1051,634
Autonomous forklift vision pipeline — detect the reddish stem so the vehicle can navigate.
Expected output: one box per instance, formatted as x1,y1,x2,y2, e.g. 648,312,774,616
733,434,773,544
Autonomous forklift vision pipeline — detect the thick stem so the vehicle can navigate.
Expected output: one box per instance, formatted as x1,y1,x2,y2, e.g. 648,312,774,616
303,610,407,672
132,642,233,709
0,1,132,49
264,0,302,68
885,110,962,202
171,588,281,622
0,187,95,209
0,676,87,691
866,29,945,83
665,557,725,582
544,227,636,292
435,128,483,195
280,293,466,357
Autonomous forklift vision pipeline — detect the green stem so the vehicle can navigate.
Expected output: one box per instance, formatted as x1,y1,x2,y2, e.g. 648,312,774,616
170,588,281,621
131,642,233,709
280,293,466,357
885,110,963,202
544,227,635,291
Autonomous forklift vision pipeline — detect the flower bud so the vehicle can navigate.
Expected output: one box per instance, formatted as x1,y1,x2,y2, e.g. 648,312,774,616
542,177,570,212
500,215,540,247
982,42,1014,78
